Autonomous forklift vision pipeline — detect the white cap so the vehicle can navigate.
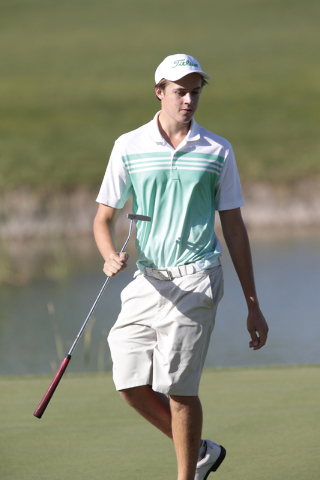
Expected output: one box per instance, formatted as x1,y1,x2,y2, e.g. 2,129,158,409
155,54,211,84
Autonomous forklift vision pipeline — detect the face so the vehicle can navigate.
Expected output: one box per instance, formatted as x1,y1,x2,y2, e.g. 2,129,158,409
156,73,203,125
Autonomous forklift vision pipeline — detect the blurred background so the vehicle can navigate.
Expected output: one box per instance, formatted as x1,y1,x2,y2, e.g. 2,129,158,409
0,0,319,375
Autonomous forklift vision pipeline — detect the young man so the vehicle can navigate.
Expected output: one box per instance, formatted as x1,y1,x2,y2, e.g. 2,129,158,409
94,54,269,480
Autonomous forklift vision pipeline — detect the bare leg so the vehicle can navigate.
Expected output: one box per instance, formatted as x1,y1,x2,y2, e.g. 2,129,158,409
170,395,203,480
119,386,203,480
119,385,173,439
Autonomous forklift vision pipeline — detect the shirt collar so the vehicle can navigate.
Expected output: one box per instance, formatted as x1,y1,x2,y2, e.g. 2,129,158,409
187,117,201,141
149,112,164,144
149,111,201,145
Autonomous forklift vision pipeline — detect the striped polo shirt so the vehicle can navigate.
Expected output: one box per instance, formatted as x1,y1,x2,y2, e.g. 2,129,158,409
97,112,244,270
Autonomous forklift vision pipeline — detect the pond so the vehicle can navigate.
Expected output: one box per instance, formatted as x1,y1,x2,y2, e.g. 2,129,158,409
0,229,319,376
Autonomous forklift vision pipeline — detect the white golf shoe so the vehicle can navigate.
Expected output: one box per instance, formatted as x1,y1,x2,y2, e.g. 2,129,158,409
195,440,226,480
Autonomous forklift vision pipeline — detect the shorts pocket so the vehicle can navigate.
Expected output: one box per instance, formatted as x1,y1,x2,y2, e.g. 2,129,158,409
208,265,224,306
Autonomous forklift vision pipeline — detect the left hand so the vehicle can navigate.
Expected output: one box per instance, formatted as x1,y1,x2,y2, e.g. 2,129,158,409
247,308,269,351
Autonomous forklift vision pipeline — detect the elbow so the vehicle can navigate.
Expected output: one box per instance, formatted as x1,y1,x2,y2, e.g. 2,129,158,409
93,210,108,235
93,214,101,239
93,204,118,236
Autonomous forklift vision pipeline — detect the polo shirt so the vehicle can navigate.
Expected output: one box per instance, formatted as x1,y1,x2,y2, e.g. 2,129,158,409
96,112,244,271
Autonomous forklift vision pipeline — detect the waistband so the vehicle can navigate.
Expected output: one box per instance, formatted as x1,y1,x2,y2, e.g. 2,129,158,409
142,258,221,281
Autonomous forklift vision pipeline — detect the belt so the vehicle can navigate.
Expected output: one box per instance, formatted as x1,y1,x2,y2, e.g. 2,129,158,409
142,259,220,281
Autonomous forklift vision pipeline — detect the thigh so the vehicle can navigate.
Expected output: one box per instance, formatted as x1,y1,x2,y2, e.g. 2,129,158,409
152,266,224,396
108,276,159,391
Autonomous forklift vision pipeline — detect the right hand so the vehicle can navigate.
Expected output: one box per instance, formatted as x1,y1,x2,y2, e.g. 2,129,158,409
103,252,129,277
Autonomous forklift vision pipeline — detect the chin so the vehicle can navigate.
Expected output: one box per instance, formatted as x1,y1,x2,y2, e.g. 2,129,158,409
178,113,192,121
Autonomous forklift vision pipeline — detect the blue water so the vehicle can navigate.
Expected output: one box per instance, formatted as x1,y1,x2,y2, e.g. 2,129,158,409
0,233,319,376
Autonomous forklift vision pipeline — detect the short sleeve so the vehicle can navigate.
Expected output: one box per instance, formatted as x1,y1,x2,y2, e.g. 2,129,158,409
96,140,133,208
215,144,245,211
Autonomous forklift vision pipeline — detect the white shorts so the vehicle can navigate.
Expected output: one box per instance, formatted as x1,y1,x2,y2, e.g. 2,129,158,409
108,264,224,396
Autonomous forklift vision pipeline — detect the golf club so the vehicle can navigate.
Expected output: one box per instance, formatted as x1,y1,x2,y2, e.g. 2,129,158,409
33,213,151,419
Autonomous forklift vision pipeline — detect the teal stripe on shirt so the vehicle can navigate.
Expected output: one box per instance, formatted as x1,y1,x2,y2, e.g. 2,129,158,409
122,152,171,164
174,152,225,164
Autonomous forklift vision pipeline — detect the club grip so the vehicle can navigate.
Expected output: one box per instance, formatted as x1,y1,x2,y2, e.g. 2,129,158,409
33,355,71,419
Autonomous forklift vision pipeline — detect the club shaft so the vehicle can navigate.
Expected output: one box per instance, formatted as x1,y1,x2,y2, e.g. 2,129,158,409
68,219,133,356
33,219,134,419
67,276,111,355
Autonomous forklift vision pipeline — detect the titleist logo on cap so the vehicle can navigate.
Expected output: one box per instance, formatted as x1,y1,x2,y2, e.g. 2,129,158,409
172,59,199,68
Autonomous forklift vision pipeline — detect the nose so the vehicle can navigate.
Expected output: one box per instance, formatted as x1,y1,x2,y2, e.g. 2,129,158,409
184,92,192,104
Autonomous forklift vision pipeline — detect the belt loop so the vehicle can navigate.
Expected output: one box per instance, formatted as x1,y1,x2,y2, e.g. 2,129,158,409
170,266,181,278
185,264,196,275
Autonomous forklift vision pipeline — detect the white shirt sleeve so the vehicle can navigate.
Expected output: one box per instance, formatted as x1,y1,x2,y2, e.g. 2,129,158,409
215,144,245,211
96,140,133,208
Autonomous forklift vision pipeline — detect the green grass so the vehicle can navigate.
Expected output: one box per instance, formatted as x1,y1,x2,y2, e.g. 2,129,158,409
0,366,319,479
0,0,320,189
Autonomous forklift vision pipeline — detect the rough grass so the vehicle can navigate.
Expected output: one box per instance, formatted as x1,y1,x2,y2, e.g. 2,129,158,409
0,365,319,479
0,0,319,189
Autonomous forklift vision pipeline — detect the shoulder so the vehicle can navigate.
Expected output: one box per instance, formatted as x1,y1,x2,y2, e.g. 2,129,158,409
194,122,234,164
198,124,233,153
114,119,153,150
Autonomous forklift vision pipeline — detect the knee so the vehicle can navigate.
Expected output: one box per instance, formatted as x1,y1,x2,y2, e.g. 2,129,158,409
119,385,148,408
169,395,201,413
119,388,135,406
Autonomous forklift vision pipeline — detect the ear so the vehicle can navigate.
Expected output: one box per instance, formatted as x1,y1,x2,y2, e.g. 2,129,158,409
155,87,164,101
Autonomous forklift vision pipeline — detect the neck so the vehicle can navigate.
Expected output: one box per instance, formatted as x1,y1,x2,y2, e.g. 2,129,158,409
157,112,191,149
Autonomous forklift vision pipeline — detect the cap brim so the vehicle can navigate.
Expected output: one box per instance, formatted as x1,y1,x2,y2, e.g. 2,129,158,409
157,69,211,84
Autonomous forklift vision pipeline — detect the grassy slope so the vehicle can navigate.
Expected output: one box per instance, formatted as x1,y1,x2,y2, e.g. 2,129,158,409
0,366,319,479
0,0,319,189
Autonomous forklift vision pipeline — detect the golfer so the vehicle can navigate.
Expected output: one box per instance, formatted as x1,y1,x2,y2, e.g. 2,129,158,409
94,54,268,480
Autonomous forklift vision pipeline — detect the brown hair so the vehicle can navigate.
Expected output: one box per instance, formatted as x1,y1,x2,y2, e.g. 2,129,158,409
155,77,208,101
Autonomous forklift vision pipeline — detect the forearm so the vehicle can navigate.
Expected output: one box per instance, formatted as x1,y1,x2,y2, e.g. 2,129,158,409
93,204,121,261
93,216,117,261
219,208,268,349
224,225,259,311
220,209,259,311
93,204,128,277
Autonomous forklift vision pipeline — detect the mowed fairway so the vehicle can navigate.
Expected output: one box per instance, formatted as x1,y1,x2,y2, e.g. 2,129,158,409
0,0,319,189
0,366,319,480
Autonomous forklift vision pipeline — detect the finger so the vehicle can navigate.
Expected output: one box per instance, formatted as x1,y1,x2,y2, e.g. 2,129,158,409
255,329,268,349
249,331,268,350
110,252,126,266
103,264,119,277
104,252,129,277
104,257,121,269
103,258,123,276
119,252,129,262
248,325,259,347
249,339,260,350
119,252,129,270
249,337,259,349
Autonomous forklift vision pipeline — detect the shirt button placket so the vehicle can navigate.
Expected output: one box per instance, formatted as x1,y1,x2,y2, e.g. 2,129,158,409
171,151,178,180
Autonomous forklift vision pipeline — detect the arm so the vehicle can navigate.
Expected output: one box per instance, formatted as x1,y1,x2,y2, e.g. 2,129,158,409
93,203,129,277
219,207,269,350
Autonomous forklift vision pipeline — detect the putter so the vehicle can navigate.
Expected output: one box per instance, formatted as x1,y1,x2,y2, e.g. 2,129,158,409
33,213,151,419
